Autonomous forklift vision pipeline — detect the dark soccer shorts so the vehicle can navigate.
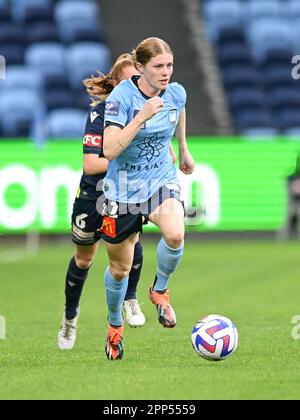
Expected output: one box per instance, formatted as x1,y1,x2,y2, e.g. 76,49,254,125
99,184,185,245
71,196,104,246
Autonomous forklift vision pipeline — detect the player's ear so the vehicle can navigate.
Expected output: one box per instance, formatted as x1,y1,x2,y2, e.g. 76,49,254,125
135,62,144,74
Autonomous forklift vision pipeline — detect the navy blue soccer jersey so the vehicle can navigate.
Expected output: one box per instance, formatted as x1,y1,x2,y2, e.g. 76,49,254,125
79,101,106,200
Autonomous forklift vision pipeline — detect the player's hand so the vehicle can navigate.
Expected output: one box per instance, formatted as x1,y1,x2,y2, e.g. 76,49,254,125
138,97,164,122
179,150,195,175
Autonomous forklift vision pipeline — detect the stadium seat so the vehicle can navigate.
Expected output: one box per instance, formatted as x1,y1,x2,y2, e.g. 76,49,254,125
216,27,246,46
74,92,91,110
246,0,282,20
234,109,274,131
275,108,300,130
217,43,253,66
47,108,87,139
25,43,65,77
0,4,11,22
67,42,111,88
10,0,52,22
287,0,300,18
0,65,43,93
228,88,266,113
269,88,300,112
204,0,243,22
247,18,292,62
0,24,25,45
23,5,54,25
68,27,106,44
0,89,44,137
44,89,75,111
0,44,24,65
262,48,293,67
55,0,101,43
26,23,61,44
262,64,296,90
222,65,261,89
291,18,300,53
204,0,244,42
43,74,71,90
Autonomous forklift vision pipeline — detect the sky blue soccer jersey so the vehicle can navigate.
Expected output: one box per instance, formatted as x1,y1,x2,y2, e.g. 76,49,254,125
103,76,187,203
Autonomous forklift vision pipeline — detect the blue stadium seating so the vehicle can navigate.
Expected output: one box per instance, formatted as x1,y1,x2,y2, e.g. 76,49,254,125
287,0,300,18
203,0,300,134
0,0,108,139
228,88,267,113
25,43,66,76
44,89,74,111
0,65,43,93
10,0,52,22
26,23,61,44
0,89,44,137
217,43,252,66
67,42,111,88
204,0,243,42
55,1,101,43
0,44,24,65
222,65,261,89
247,18,291,62
46,108,87,139
246,0,282,20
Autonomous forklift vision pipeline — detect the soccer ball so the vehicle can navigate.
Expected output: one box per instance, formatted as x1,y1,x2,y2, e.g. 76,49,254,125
191,315,238,361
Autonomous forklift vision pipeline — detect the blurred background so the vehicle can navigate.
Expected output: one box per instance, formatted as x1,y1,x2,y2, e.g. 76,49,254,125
1,0,300,247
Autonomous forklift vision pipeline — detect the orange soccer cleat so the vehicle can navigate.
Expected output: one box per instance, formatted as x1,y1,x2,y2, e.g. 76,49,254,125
148,284,177,328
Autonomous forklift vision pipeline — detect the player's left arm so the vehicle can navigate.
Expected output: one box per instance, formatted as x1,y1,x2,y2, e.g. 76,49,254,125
176,108,195,175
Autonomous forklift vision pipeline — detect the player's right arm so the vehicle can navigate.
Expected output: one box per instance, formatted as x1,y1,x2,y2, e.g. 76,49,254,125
104,93,163,160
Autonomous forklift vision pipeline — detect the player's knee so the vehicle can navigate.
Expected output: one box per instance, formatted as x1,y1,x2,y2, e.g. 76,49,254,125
75,254,94,270
164,231,184,249
110,264,131,281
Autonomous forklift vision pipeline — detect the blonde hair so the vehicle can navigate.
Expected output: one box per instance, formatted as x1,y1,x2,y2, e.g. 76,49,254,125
132,37,173,67
83,53,135,106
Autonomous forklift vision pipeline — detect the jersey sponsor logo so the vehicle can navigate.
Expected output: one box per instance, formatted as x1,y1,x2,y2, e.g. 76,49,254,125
137,133,165,162
105,101,120,116
83,134,103,148
98,216,116,238
90,111,100,123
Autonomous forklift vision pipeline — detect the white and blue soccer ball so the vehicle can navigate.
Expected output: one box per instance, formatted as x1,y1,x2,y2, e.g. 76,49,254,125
191,315,238,361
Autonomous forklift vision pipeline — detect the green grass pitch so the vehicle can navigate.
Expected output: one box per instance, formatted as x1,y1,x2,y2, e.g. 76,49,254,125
0,239,300,400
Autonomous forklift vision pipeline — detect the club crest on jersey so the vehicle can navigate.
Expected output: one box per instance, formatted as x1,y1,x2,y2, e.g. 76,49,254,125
105,101,120,116
169,109,178,126
133,110,145,129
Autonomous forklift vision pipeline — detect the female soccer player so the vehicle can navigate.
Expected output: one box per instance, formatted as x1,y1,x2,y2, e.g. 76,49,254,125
58,54,147,350
101,37,195,360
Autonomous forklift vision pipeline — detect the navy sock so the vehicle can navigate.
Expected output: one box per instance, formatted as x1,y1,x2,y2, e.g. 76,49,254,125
125,241,143,300
65,257,90,320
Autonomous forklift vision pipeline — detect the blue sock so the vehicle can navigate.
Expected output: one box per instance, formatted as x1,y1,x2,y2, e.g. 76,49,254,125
154,238,184,292
105,268,128,327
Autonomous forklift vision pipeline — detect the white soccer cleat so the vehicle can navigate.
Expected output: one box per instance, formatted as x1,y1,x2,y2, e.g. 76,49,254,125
58,309,79,350
123,299,146,328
